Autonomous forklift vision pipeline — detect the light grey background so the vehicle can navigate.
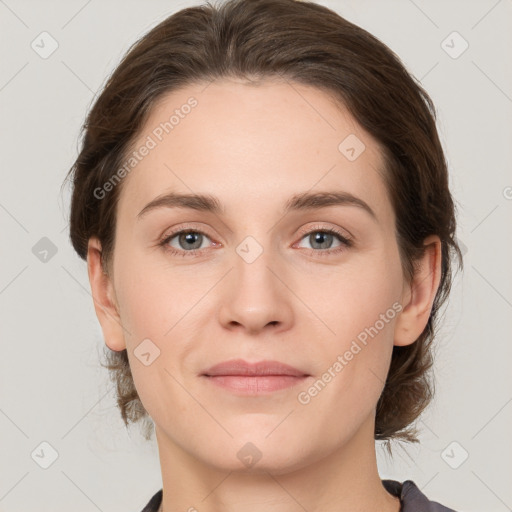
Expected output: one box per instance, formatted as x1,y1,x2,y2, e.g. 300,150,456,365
1,0,511,511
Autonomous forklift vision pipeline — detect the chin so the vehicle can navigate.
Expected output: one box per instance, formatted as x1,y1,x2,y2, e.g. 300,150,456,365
194,427,312,475
205,446,312,476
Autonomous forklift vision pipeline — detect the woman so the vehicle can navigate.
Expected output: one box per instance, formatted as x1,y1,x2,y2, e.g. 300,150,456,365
63,0,463,510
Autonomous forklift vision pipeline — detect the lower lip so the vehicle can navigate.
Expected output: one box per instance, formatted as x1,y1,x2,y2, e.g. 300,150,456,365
203,375,310,394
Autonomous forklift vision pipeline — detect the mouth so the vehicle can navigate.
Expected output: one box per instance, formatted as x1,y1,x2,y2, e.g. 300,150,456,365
201,359,311,395
202,374,310,394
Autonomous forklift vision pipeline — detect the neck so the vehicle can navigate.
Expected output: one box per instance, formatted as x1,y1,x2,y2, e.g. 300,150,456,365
155,415,400,512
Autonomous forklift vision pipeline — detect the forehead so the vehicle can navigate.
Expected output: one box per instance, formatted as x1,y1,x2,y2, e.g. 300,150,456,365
117,78,391,224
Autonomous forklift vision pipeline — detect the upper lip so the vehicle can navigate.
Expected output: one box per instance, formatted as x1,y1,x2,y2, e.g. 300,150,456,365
202,359,309,377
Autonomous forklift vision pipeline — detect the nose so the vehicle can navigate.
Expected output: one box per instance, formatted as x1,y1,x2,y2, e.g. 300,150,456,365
217,242,294,335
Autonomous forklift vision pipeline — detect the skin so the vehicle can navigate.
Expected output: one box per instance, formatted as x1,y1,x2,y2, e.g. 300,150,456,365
87,78,441,512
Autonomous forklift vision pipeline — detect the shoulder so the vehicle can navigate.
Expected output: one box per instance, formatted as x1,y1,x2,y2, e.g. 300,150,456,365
140,489,162,512
382,479,459,512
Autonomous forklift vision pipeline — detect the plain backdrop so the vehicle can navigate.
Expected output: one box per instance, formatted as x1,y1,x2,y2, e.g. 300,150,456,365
1,0,511,511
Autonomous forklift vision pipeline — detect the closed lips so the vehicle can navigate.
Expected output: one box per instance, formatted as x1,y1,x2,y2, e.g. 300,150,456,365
202,359,309,377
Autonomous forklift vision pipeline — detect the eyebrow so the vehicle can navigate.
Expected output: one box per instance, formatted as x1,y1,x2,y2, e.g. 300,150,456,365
137,190,377,221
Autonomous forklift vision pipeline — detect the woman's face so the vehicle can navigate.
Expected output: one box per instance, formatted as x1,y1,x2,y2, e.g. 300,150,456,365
98,78,412,472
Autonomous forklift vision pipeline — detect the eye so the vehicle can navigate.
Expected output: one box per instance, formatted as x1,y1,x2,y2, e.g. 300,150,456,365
159,228,215,257
295,225,353,256
158,224,353,258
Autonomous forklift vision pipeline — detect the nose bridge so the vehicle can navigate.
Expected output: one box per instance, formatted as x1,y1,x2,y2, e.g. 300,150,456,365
233,231,280,295
228,204,294,288
228,204,279,273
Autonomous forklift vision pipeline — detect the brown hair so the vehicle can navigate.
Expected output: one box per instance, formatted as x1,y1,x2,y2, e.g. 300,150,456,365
62,0,463,445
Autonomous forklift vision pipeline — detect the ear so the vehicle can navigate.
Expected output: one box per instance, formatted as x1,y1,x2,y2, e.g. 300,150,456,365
87,237,127,351
394,235,442,347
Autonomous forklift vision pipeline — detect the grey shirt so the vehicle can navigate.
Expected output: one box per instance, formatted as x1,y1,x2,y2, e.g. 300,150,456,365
140,480,458,511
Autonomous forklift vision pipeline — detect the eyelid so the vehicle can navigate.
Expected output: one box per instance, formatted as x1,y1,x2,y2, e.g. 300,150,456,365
295,222,353,243
158,222,217,244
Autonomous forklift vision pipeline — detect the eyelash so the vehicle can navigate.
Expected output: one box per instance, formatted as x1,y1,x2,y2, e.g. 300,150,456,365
158,224,353,258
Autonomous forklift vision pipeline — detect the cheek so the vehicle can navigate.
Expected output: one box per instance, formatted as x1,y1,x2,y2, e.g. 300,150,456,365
113,246,180,340
310,249,403,341
117,264,196,421
303,249,403,401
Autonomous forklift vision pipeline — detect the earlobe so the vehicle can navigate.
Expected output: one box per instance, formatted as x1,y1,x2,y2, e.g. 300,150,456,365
393,235,442,347
87,237,127,351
